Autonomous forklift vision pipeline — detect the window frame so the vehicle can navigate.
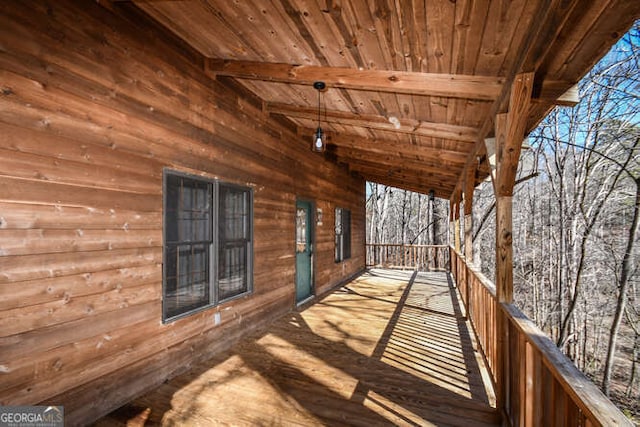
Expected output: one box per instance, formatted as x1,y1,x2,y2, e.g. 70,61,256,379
217,181,254,304
162,169,253,323
335,207,352,263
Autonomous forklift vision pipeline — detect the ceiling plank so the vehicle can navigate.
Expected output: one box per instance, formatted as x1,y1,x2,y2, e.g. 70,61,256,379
332,148,462,180
330,134,472,164
206,59,505,101
353,168,454,199
453,0,581,198
267,102,479,143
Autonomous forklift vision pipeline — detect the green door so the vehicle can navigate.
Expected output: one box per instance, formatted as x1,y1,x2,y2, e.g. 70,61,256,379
295,200,313,303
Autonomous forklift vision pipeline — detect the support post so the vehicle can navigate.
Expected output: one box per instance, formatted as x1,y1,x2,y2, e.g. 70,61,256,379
462,165,475,316
493,72,534,420
452,194,461,253
464,166,475,264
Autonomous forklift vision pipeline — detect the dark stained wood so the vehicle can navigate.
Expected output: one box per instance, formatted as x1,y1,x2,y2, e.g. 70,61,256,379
95,269,498,427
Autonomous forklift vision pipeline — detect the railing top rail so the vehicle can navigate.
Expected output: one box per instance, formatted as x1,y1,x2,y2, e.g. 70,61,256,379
450,249,632,427
501,303,632,426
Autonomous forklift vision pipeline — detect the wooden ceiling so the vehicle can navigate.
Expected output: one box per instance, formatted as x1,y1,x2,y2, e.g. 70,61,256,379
127,0,639,198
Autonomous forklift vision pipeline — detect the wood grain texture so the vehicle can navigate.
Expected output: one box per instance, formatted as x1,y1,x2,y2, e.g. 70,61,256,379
0,2,365,425
451,250,633,427
268,101,480,142
129,0,640,199
95,270,498,427
207,59,504,100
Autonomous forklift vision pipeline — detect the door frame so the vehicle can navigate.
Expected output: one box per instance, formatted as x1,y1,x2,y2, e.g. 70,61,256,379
295,198,315,306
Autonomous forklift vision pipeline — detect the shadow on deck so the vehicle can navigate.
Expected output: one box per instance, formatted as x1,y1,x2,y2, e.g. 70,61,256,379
95,269,498,426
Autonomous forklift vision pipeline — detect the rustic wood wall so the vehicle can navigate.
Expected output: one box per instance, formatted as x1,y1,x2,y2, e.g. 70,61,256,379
0,2,365,424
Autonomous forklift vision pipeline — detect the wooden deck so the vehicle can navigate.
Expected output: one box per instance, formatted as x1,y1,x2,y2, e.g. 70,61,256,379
95,270,498,426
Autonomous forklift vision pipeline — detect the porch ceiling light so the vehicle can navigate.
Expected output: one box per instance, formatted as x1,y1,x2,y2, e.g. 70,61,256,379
312,81,326,153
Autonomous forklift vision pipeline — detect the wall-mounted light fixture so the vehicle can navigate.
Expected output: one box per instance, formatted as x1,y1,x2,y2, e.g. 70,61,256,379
312,81,326,153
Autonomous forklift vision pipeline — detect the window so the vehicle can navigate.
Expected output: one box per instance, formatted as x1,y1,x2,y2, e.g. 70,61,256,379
218,184,252,301
335,207,351,262
163,170,253,322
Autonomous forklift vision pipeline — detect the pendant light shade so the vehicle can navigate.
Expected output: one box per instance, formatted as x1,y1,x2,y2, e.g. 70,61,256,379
312,81,326,152
313,127,325,151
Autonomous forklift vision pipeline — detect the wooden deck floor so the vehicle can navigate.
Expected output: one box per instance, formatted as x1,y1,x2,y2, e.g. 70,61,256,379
95,269,498,426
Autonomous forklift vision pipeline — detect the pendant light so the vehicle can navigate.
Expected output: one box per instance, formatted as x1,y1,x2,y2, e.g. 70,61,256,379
312,81,326,152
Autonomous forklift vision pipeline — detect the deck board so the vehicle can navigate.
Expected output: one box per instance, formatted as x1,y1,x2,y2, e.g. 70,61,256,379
95,269,498,426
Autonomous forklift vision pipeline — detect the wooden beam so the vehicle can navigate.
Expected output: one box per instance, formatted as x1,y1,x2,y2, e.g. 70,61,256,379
453,200,461,252
492,74,533,420
463,165,475,264
330,135,470,166
535,81,579,106
332,148,461,180
451,0,580,199
331,134,474,159
358,171,451,199
349,161,454,189
206,59,505,101
268,102,479,143
497,72,534,196
347,166,456,194
348,159,453,188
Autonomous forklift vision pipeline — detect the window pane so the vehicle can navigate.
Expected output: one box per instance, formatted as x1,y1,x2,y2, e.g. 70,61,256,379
343,209,351,260
335,208,343,262
165,243,210,318
219,242,248,300
218,184,252,301
164,172,213,320
296,208,307,253
219,185,248,240
335,208,351,262
166,174,211,244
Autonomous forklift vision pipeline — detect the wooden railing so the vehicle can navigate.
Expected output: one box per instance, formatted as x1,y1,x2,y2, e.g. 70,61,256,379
365,244,449,271
450,249,632,427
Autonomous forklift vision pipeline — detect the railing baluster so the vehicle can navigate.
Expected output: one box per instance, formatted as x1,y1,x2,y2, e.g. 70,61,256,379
365,244,449,272
446,247,632,427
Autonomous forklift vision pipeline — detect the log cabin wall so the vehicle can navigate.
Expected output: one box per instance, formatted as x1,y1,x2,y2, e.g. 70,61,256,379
0,1,365,424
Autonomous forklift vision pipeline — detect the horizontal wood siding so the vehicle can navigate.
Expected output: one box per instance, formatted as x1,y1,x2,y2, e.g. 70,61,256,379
0,2,365,425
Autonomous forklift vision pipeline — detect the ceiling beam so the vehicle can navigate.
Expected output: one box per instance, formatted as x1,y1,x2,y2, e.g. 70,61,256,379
453,0,582,198
347,160,456,185
206,59,505,101
535,80,579,106
332,148,461,180
354,170,454,199
268,102,479,143
330,134,471,165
